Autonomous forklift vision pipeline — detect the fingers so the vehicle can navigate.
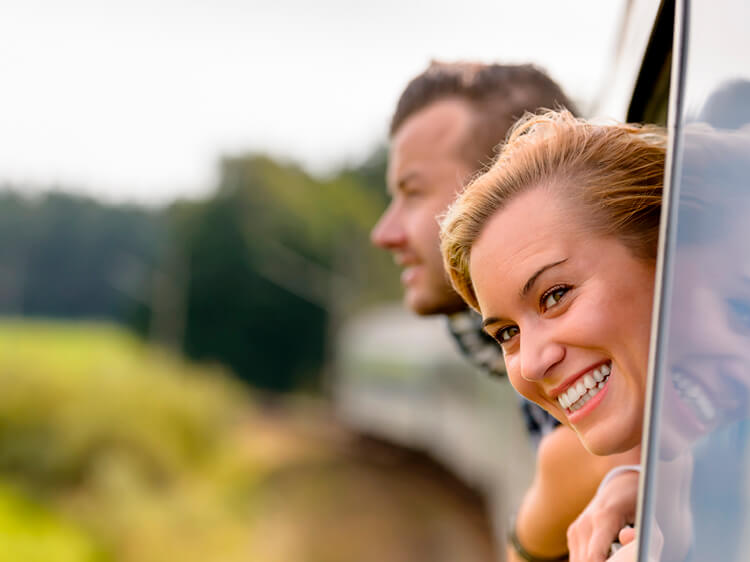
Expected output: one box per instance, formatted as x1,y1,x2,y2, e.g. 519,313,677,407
568,514,617,562
588,525,626,561
618,526,635,545
567,470,639,562
606,541,637,562
567,493,627,562
566,515,591,561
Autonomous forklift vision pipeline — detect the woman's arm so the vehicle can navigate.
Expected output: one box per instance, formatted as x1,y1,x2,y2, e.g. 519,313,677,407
508,426,640,562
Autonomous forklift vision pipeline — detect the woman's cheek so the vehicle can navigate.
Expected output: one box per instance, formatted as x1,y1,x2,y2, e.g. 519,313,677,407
506,357,543,404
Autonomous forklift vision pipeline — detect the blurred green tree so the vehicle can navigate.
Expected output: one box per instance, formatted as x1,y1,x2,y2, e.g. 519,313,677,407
0,147,398,392
168,152,395,391
0,190,163,320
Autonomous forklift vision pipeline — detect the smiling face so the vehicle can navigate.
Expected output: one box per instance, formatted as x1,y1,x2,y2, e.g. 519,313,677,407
371,98,473,315
660,214,750,457
469,186,656,455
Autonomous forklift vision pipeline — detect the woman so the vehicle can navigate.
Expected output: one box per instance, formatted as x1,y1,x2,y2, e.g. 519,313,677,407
439,109,666,561
442,109,750,561
440,109,664,456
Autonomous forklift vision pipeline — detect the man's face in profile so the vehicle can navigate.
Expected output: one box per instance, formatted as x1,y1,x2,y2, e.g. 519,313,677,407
371,98,474,316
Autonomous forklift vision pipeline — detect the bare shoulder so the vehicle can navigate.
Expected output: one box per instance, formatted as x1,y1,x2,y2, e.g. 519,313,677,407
513,426,641,557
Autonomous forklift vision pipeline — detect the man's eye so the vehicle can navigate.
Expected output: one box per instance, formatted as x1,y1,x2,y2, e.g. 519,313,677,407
401,186,422,198
496,325,519,343
541,286,570,311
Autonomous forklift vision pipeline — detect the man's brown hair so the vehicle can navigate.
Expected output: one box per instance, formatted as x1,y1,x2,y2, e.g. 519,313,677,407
390,61,578,170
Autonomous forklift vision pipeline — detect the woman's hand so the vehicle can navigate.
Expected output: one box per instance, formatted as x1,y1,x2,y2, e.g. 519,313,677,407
567,469,639,562
606,520,664,562
606,540,636,562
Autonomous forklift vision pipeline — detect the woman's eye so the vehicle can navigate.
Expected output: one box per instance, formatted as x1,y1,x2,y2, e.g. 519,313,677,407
542,286,569,311
727,297,750,333
496,325,519,343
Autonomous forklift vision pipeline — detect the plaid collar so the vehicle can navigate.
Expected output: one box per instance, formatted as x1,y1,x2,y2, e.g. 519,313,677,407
446,309,506,377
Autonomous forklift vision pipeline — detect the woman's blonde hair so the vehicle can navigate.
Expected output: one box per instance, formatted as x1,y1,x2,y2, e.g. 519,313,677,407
440,109,667,311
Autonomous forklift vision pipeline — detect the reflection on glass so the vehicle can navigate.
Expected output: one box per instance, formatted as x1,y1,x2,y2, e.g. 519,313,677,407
647,93,750,560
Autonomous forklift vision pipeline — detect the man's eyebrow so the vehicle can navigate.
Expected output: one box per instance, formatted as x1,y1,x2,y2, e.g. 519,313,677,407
386,170,418,196
521,259,568,297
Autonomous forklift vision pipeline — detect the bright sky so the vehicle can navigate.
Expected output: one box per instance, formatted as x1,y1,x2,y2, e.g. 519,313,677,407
0,0,625,205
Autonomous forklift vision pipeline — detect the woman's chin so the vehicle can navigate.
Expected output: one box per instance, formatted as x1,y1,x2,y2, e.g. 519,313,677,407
575,425,642,457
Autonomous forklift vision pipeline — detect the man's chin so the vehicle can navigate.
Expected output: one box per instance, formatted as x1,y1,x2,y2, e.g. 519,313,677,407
404,289,467,317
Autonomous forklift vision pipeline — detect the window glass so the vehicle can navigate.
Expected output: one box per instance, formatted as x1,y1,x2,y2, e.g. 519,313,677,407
640,0,750,560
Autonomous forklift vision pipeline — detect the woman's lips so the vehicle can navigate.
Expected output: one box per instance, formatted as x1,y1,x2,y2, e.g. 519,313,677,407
666,361,749,433
565,372,611,423
556,362,612,411
671,369,717,425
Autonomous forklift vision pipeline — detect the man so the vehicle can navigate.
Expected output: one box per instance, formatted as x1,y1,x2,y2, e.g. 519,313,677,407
371,62,640,561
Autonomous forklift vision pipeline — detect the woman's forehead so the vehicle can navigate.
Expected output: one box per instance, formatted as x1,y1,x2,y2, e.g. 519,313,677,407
469,192,578,303
470,189,579,267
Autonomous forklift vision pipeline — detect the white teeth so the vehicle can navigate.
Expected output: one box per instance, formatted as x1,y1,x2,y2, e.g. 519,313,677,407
695,394,716,422
671,371,716,424
556,363,612,412
566,386,578,404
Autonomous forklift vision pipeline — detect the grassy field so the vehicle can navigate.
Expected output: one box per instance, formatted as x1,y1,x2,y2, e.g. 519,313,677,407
0,319,494,562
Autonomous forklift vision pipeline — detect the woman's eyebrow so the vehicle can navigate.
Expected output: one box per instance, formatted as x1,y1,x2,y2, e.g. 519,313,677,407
520,258,568,297
481,258,568,329
481,316,501,329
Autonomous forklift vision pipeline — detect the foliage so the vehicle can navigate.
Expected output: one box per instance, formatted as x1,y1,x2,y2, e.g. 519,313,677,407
0,147,398,392
0,483,105,562
0,191,163,320
0,320,268,562
0,319,494,562
166,153,396,391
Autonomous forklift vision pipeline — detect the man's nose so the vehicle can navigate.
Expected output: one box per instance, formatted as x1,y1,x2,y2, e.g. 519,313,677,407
519,325,565,382
371,205,406,249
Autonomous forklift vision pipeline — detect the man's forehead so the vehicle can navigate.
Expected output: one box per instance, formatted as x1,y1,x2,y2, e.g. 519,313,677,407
387,98,475,189
393,98,474,153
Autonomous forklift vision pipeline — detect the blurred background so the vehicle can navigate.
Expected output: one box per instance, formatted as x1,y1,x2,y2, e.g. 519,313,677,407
0,1,626,560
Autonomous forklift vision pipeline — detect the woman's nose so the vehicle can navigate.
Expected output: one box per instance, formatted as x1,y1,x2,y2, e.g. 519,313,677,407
519,327,565,382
